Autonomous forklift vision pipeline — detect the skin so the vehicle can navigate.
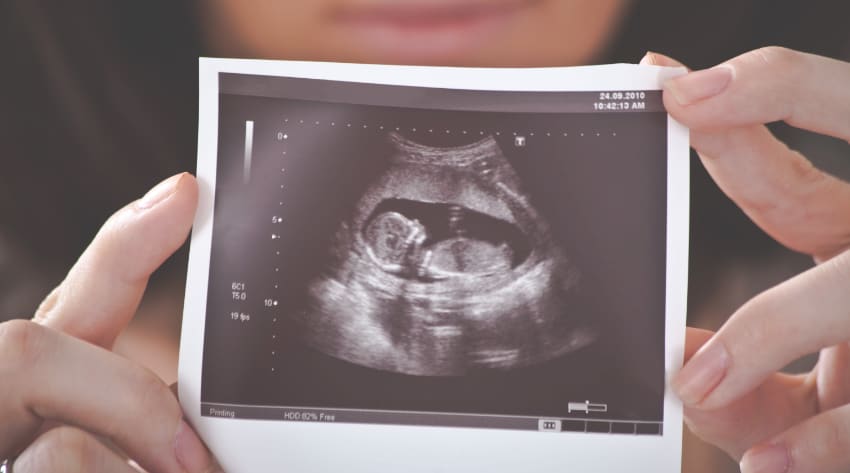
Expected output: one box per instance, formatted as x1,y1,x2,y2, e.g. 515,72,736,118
202,0,629,66
646,49,850,473
2,1,850,471
0,174,213,473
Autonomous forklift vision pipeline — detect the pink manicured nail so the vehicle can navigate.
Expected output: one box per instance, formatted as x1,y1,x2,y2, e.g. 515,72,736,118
137,173,185,210
639,51,655,66
672,341,729,406
664,65,733,106
639,51,673,66
174,419,213,473
740,444,790,473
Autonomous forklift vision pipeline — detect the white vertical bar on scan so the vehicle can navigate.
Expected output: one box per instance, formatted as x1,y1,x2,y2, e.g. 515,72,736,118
243,120,254,184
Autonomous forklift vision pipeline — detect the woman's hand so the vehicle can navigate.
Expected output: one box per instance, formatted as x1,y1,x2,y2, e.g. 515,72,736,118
643,48,850,473
0,173,216,473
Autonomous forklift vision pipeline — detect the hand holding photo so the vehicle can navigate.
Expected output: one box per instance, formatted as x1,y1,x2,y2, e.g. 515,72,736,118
179,59,689,473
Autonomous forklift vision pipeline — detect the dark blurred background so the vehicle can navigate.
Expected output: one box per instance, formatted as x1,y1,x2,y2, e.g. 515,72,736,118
1,1,849,471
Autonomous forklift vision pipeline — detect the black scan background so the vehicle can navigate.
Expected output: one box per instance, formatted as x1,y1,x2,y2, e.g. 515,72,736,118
201,92,668,422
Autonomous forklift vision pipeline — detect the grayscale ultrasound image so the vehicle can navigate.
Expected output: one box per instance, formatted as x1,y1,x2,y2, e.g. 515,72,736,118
302,133,593,376
200,74,669,432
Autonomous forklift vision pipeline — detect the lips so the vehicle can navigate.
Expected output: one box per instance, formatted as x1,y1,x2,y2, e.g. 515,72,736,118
332,1,537,30
328,0,541,63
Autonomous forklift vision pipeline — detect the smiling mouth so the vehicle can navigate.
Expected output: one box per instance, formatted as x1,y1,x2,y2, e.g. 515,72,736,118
326,0,543,63
331,1,540,31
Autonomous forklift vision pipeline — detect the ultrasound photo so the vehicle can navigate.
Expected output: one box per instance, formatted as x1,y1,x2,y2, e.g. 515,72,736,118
198,72,671,434
302,132,593,376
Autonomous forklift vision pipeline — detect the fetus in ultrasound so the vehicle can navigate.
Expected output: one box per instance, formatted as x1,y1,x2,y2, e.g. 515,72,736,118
298,133,595,375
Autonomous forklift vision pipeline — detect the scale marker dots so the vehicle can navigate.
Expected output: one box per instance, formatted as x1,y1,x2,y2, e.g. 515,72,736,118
274,118,617,145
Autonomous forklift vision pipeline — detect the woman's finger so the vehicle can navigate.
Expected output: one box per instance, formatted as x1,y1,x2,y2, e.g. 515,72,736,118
682,326,814,460
684,326,714,360
689,125,850,261
672,248,850,410
814,342,850,412
0,320,212,473
683,372,814,460
13,426,138,473
644,51,850,260
740,403,850,473
662,47,850,139
33,172,198,348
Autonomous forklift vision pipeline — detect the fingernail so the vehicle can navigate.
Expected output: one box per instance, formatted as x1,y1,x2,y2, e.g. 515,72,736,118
137,173,185,210
740,444,790,473
664,64,733,106
639,51,656,65
672,341,729,406
174,419,213,473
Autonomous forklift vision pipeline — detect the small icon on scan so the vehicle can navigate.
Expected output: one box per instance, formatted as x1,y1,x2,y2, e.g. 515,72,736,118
539,419,562,432
568,400,608,414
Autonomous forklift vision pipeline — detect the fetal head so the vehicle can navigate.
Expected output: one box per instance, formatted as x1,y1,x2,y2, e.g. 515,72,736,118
364,211,426,267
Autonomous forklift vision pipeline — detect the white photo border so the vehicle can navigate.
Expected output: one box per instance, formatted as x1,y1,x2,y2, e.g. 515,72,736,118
180,58,689,473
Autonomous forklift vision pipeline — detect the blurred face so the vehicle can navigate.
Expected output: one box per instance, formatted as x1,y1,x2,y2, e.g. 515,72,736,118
203,0,629,67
